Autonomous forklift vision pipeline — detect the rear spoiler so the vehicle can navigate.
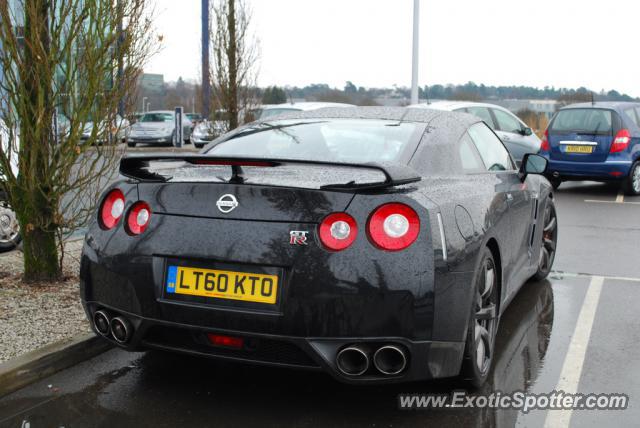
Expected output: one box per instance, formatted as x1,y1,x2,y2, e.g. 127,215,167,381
119,154,421,191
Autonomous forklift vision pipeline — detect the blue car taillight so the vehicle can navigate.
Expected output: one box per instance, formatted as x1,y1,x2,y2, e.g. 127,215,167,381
610,129,631,153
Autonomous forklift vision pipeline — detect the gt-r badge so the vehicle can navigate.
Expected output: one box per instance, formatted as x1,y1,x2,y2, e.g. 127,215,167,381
289,231,309,246
216,194,238,213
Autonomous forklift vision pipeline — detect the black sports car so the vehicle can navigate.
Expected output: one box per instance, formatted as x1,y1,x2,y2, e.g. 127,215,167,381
80,107,557,386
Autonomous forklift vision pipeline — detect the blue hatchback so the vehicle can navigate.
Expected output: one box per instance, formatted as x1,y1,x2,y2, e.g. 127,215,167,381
539,102,640,195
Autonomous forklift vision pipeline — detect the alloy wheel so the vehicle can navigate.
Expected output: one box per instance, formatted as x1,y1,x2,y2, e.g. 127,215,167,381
539,204,557,272
633,164,640,193
474,257,498,374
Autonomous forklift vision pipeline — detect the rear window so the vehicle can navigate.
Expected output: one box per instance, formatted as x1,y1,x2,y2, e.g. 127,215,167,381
551,109,614,135
207,119,423,164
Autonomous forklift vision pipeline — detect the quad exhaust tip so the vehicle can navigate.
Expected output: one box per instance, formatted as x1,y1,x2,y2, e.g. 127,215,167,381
373,345,407,375
109,316,133,344
93,310,111,336
336,346,369,376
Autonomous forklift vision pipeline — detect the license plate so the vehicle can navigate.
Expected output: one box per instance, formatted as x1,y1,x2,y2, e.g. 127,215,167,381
166,265,278,304
565,145,594,154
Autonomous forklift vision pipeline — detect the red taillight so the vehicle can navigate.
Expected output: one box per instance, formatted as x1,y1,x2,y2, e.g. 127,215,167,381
100,189,125,229
126,201,152,235
610,129,631,153
540,129,550,152
207,334,244,349
367,203,420,251
318,213,358,251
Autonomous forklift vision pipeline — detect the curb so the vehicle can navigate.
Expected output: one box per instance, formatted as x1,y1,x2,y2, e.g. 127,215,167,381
0,333,112,398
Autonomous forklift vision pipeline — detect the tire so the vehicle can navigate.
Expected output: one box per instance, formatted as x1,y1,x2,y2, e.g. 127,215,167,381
127,141,136,148
532,198,558,281
0,198,21,252
194,143,204,149
461,247,499,388
623,161,640,196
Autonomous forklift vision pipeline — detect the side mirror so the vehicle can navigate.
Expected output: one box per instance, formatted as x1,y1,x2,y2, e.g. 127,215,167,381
521,127,533,136
519,153,547,180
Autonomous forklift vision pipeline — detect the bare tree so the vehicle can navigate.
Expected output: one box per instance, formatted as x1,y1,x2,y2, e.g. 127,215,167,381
209,0,259,131
0,0,158,281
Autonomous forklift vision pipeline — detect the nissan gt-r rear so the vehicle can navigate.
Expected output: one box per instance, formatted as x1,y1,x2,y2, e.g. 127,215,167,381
80,107,556,386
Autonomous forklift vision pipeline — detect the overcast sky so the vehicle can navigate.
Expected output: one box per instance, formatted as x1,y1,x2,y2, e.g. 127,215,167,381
146,0,640,97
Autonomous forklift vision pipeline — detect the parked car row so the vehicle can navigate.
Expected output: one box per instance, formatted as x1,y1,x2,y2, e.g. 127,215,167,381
408,100,640,195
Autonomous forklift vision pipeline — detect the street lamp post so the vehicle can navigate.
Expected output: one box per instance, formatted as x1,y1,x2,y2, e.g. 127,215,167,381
146,102,151,112
142,97,147,113
411,0,420,105
202,0,211,119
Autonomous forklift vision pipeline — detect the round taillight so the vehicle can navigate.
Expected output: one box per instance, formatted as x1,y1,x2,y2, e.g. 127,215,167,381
126,201,152,235
100,189,125,229
319,213,358,251
367,203,420,251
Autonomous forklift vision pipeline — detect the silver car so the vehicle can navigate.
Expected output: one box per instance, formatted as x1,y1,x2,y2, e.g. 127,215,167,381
0,119,21,251
81,114,131,144
251,102,356,121
127,111,192,147
411,101,541,164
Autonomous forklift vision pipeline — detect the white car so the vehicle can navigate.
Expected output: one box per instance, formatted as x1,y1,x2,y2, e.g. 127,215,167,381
252,102,356,121
410,101,541,164
81,114,131,144
192,120,227,149
127,111,192,147
0,119,21,251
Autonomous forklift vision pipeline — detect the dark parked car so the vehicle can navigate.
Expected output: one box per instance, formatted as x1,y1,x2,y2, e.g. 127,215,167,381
540,102,640,194
80,107,557,387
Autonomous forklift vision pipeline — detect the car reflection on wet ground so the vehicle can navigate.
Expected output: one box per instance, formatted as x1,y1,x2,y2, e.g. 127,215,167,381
1,181,639,428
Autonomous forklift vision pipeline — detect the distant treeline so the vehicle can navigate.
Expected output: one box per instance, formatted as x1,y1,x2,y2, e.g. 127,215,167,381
279,81,638,103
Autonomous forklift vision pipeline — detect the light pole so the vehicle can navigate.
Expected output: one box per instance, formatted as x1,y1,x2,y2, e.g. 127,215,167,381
142,97,147,113
146,102,151,112
202,0,211,119
411,0,420,105
116,0,125,117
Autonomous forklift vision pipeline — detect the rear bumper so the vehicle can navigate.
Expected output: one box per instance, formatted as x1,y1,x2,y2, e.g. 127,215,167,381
80,182,465,383
82,301,465,384
128,136,173,144
544,158,632,180
192,136,215,145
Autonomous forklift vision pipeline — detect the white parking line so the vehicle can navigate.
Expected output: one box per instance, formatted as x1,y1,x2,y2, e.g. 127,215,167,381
543,275,604,428
616,191,625,203
552,271,640,283
584,199,640,205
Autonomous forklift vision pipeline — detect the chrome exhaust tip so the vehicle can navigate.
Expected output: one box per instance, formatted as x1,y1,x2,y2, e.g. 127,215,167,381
336,346,369,376
109,316,132,344
373,345,407,375
93,310,111,337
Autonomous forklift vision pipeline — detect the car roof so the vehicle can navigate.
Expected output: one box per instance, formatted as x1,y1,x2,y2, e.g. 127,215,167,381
260,102,356,111
143,110,175,114
560,101,640,111
410,100,513,112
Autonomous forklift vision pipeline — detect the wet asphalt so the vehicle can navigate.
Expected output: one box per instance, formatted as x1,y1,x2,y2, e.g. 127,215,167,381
1,181,639,428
